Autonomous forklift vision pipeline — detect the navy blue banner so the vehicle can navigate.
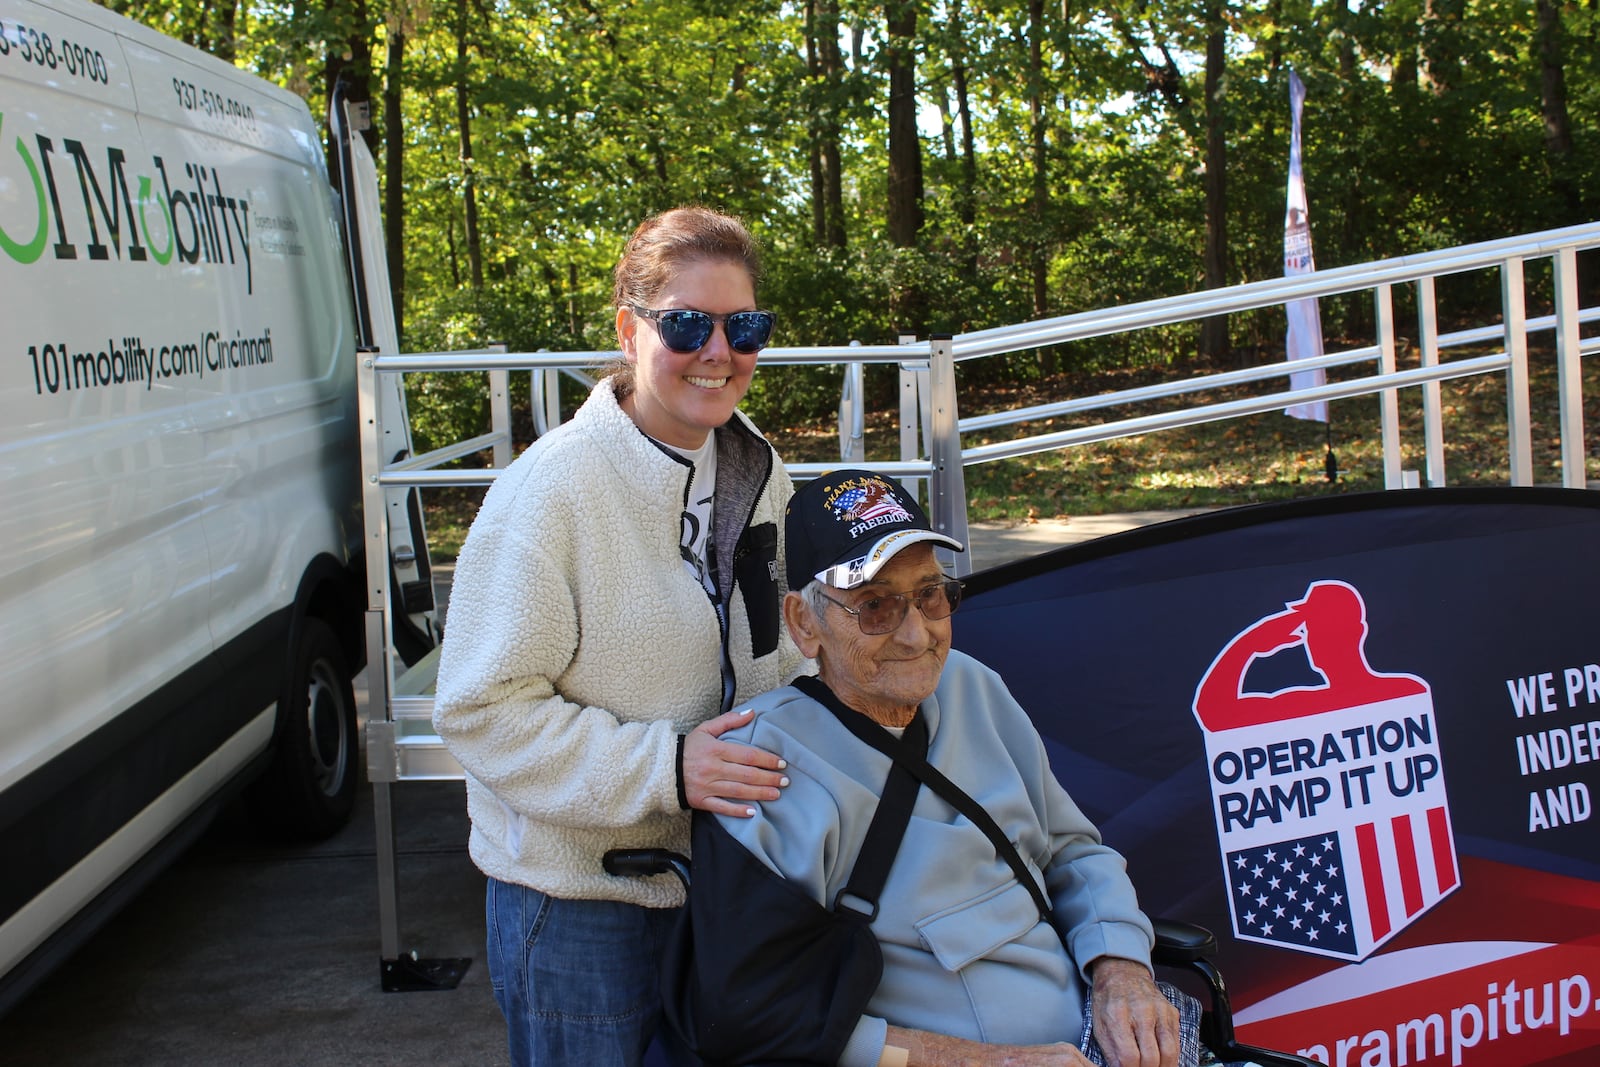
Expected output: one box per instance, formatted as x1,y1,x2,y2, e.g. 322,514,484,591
955,488,1600,1065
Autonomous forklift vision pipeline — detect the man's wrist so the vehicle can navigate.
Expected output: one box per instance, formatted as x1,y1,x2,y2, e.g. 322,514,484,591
1090,953,1156,988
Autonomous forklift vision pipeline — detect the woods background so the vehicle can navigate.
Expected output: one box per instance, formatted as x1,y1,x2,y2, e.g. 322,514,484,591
101,0,1600,441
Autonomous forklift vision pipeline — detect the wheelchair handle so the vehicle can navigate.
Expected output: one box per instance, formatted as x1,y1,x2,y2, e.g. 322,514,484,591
603,847,691,891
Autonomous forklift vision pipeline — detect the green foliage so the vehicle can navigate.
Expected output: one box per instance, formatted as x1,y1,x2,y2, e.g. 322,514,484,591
99,0,1600,451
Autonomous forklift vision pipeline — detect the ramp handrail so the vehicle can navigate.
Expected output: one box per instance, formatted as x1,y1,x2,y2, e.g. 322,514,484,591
371,221,1600,548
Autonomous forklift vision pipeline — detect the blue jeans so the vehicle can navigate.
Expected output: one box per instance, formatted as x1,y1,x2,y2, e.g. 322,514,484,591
485,877,693,1067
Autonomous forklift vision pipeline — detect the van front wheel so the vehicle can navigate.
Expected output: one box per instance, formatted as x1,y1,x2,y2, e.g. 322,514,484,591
248,618,358,839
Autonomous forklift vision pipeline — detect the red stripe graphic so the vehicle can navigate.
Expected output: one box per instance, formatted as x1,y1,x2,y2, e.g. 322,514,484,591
1355,822,1390,941
1427,804,1457,893
1391,813,1424,917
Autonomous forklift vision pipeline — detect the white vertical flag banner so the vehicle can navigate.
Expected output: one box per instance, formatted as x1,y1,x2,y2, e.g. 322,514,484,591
1284,70,1328,423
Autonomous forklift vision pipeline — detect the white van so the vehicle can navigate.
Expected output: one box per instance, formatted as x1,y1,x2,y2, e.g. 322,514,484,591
0,0,428,1010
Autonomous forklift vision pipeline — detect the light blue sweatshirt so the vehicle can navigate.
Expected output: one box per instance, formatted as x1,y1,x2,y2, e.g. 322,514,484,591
718,649,1157,1067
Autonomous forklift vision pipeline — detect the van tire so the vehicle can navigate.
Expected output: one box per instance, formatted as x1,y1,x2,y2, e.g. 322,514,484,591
247,618,358,840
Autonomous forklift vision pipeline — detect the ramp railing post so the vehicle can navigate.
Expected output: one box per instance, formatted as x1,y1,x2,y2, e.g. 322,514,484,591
1375,285,1404,489
1416,276,1448,487
356,350,403,963
926,334,970,576
1502,257,1533,486
488,342,512,468
531,349,562,438
359,349,471,993
898,334,924,499
1553,247,1586,489
366,610,401,963
839,343,866,463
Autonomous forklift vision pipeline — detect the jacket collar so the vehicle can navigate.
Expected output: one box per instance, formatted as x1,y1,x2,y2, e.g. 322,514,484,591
578,375,772,517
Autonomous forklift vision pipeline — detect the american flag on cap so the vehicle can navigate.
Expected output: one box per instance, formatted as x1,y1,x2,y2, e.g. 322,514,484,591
830,482,913,525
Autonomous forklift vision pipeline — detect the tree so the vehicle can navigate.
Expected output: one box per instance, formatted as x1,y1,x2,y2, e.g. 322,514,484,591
452,0,484,290
885,0,927,332
1199,0,1229,360
96,0,1600,428
807,0,849,249
1535,0,1580,221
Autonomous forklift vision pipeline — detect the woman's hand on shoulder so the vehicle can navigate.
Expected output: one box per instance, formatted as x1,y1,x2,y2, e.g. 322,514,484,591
682,708,790,817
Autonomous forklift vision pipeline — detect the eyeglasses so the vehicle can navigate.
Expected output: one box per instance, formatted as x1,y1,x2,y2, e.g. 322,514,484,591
817,579,964,635
631,306,776,355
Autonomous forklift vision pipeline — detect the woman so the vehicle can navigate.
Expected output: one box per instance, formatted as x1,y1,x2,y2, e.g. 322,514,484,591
433,206,804,1066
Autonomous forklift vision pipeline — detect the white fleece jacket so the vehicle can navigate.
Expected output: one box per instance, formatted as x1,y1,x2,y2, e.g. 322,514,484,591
433,377,805,907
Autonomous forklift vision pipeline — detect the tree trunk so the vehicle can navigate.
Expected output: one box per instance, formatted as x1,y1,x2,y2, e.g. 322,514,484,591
952,29,977,232
1421,0,1463,95
806,0,827,246
446,215,461,289
454,0,483,290
885,0,925,331
1334,0,1360,271
384,26,405,338
1027,0,1054,371
568,263,582,341
1199,0,1228,362
1535,0,1580,221
806,0,847,248
211,0,238,62
819,0,846,248
936,92,957,161
942,0,978,285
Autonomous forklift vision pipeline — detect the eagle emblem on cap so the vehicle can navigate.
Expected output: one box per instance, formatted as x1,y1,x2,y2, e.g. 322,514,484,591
830,479,910,525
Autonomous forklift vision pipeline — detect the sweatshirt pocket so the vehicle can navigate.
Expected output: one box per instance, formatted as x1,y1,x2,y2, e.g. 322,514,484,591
914,878,1042,972
734,521,780,658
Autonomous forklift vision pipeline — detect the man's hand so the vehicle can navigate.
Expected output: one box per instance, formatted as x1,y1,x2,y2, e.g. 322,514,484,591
1088,957,1181,1067
682,708,789,816
882,1024,1093,1066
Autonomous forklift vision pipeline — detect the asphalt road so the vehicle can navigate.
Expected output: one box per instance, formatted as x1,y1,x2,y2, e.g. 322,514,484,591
0,778,508,1067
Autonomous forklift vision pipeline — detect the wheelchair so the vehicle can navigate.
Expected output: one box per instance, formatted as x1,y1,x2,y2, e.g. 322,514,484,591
604,847,1320,1067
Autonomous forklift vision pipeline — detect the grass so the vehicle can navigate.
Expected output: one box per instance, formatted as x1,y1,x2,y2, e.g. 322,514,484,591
420,338,1600,560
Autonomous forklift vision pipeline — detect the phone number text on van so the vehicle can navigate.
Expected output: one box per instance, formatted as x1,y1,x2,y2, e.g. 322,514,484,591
0,17,110,85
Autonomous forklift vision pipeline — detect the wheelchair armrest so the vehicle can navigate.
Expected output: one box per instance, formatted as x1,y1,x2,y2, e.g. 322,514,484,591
1149,917,1324,1067
1151,917,1218,965
602,847,691,891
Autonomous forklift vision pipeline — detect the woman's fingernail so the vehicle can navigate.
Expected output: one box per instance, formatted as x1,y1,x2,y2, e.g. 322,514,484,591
777,759,788,769
739,708,754,717
779,776,791,787
745,806,757,816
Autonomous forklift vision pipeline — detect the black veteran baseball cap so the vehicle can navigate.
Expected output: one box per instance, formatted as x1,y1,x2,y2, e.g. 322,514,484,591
785,469,965,590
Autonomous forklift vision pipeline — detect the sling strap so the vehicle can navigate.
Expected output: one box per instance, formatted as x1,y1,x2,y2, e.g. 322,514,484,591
833,710,926,920
793,675,1055,923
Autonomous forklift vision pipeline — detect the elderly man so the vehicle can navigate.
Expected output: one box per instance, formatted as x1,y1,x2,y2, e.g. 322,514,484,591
662,470,1188,1067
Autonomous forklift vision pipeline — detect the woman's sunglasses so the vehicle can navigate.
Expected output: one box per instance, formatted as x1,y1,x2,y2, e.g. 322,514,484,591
631,306,776,355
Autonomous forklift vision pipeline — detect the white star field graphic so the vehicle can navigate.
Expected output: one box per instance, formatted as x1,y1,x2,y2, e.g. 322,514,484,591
1227,832,1357,955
